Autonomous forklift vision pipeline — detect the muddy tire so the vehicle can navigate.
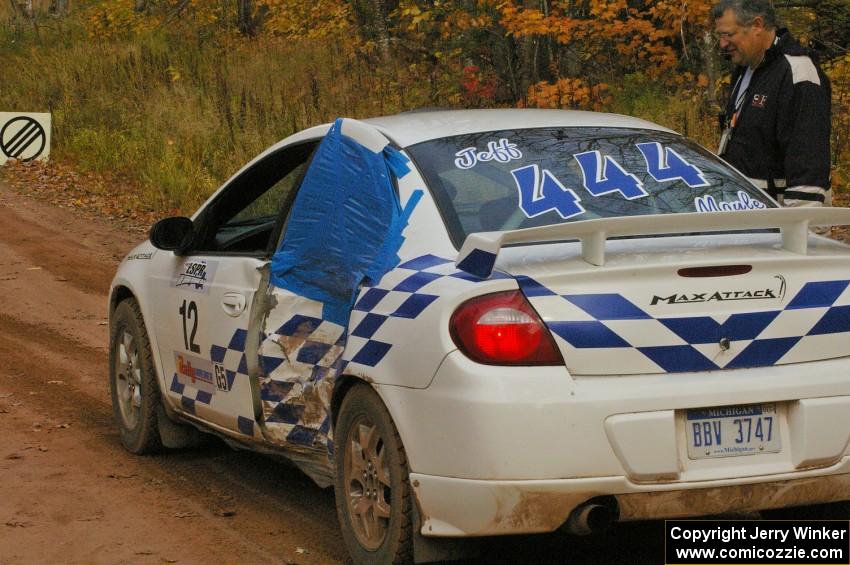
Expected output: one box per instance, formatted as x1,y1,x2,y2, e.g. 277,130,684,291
334,385,413,565
109,298,163,454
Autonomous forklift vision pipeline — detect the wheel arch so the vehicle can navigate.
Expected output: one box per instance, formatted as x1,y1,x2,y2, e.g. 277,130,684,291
331,374,370,431
330,374,408,442
109,284,136,315
108,282,172,411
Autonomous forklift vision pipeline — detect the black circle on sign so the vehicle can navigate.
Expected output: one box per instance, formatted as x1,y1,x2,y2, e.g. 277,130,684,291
1,116,46,162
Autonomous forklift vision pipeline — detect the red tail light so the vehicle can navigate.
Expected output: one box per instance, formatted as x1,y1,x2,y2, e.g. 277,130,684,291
450,291,564,365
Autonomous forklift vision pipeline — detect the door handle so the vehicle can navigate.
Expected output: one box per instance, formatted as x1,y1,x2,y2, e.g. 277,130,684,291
221,292,247,317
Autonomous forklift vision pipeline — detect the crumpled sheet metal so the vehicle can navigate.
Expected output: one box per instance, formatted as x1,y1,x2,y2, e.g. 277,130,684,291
258,292,346,453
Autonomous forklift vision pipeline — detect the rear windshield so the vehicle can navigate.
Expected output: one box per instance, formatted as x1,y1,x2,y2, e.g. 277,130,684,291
406,127,775,248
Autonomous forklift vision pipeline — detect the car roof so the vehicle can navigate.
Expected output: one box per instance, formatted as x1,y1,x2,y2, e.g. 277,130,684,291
363,109,676,147
214,109,678,206
278,109,677,151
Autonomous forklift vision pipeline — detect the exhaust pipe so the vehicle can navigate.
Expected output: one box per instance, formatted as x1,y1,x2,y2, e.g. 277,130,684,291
564,498,618,535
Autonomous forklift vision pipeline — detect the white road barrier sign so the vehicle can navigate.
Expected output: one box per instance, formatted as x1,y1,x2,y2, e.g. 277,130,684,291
0,112,51,165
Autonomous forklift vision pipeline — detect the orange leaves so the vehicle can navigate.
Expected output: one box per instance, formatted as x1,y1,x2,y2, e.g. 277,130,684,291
498,0,716,89
264,0,350,38
526,79,611,111
84,0,155,40
499,3,550,36
588,0,629,20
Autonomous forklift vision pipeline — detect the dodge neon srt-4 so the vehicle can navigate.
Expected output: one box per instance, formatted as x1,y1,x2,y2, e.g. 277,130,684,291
109,109,850,564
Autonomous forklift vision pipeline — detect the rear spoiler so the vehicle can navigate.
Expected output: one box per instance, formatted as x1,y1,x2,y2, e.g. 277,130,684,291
456,208,850,278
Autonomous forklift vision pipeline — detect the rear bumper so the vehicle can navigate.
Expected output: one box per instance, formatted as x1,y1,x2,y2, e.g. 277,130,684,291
379,352,850,481
411,458,850,537
375,351,850,537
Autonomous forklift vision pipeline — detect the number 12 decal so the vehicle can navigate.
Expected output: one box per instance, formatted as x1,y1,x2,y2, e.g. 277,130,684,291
179,299,201,354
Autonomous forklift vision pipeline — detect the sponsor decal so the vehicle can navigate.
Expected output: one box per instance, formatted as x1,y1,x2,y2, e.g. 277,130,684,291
694,190,767,213
751,93,768,108
125,252,153,261
454,138,522,169
172,259,217,294
173,351,218,394
651,275,787,305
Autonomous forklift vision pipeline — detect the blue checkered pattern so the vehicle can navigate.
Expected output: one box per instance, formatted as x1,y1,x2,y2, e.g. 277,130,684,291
255,255,508,447
344,254,509,368
259,312,347,447
169,373,212,415
210,328,249,389
237,415,255,436
170,328,254,431
519,277,850,373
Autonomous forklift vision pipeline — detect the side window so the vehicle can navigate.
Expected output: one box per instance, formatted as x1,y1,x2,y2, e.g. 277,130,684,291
229,161,309,225
192,141,317,255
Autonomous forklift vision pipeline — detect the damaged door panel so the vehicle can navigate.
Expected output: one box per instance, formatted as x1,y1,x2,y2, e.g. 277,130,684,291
255,119,417,477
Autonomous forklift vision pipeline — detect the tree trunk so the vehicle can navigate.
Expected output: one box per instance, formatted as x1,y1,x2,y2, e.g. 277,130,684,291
49,0,69,15
237,0,255,36
15,0,33,18
701,30,718,108
372,0,391,61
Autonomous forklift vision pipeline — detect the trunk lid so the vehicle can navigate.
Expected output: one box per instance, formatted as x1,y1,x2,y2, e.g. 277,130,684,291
500,233,850,375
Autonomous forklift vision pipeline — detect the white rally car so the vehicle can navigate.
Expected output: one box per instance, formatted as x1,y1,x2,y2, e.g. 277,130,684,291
109,110,850,564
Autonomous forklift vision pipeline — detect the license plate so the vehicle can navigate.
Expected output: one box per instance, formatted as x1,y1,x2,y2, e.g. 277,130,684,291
686,403,781,460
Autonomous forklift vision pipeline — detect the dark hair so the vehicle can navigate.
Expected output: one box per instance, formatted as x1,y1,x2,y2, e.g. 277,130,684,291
711,0,777,29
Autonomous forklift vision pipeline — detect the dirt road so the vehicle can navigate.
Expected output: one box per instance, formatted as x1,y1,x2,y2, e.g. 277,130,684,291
0,177,671,564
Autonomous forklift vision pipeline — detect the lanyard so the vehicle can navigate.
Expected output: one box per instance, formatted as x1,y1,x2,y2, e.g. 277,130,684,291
718,72,751,155
730,72,751,129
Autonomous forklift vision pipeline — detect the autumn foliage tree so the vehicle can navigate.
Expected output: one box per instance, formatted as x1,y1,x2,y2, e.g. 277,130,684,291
6,0,849,200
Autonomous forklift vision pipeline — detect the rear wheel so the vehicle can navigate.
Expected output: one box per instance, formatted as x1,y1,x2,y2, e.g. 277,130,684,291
109,298,162,454
334,385,413,565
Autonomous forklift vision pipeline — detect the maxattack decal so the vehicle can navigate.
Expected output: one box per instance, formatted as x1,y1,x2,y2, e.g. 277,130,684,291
454,138,522,169
172,259,218,294
651,276,787,305
173,351,219,394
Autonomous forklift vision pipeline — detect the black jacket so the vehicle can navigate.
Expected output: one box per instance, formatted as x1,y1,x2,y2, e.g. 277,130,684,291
721,29,831,205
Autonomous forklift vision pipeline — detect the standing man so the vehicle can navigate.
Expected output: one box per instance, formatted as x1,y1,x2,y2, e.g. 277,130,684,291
713,0,832,207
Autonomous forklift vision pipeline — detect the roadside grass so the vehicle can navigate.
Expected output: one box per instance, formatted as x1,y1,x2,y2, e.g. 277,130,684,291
0,15,431,213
